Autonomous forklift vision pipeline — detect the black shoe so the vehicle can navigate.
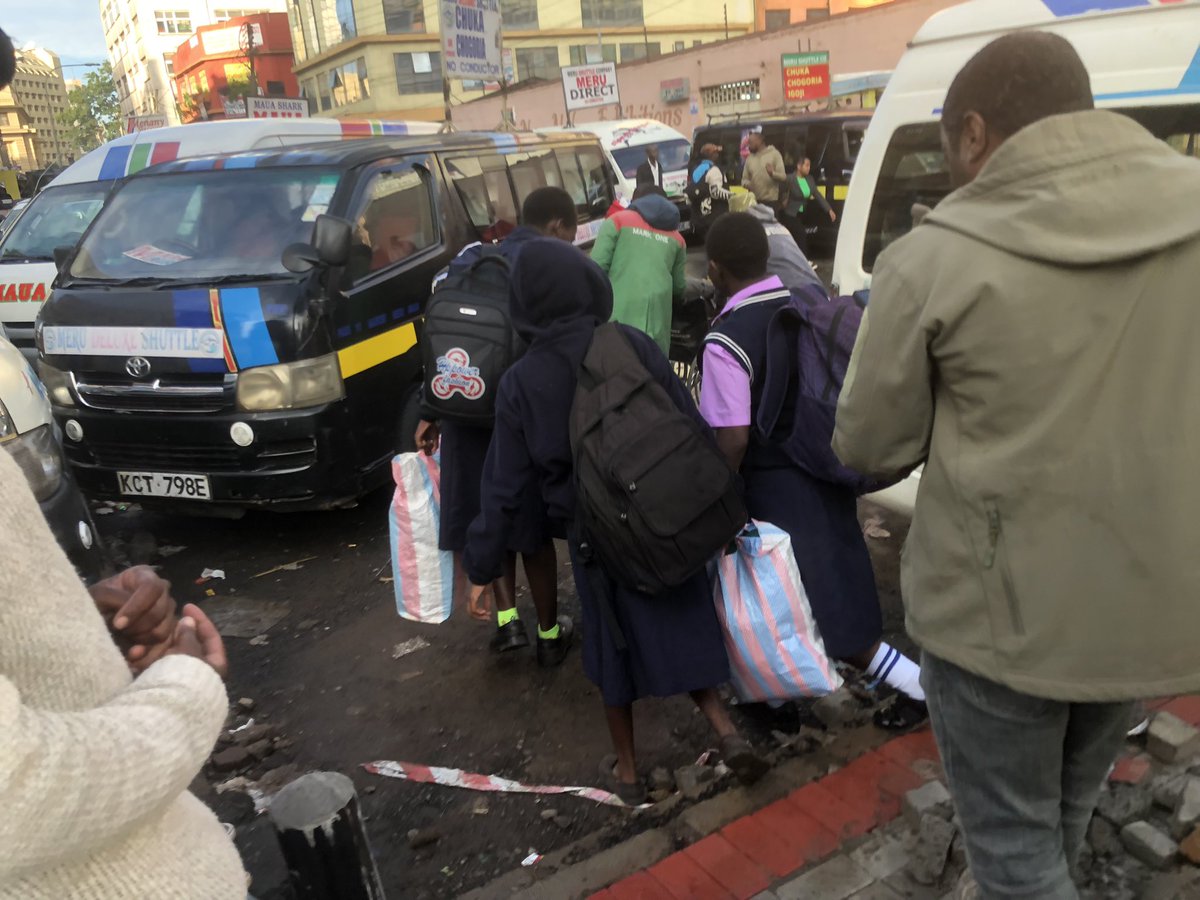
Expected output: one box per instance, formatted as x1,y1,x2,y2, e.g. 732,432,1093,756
536,615,574,668
873,693,929,731
490,620,530,653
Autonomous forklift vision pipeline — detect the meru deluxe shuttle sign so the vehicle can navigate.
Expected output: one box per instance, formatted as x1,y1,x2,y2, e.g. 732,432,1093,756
561,62,621,112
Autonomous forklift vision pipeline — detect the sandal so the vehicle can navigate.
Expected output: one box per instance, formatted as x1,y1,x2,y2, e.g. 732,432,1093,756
718,735,770,786
873,693,929,731
598,754,648,806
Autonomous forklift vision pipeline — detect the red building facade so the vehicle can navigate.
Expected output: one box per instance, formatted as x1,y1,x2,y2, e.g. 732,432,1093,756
173,13,300,122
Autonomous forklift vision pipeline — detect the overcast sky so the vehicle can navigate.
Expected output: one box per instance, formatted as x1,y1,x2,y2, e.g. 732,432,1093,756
4,2,110,70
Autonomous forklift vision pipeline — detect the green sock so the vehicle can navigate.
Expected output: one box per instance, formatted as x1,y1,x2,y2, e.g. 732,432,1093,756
538,623,560,640
497,607,519,627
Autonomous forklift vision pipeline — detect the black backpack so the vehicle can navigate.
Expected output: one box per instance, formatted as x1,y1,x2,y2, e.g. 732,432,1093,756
570,323,746,595
686,161,729,232
421,246,521,424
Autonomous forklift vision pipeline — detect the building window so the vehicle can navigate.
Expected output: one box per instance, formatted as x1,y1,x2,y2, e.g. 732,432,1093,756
266,79,286,95
568,44,616,65
163,53,175,76
213,8,267,20
693,39,702,46
154,10,192,33
619,42,659,62
806,5,830,21
515,47,558,83
382,0,426,33
330,57,370,106
764,9,790,29
394,52,441,94
701,78,760,107
673,40,684,52
336,0,357,39
580,0,642,28
501,0,538,28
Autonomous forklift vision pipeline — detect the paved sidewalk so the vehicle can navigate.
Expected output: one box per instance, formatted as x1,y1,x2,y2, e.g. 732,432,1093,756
595,695,1200,900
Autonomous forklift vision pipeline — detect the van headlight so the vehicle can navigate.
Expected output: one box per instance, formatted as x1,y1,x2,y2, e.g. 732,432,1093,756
38,362,76,407
4,424,64,502
236,353,345,411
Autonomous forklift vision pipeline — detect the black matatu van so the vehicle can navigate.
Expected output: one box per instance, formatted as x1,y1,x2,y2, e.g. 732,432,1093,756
690,111,869,251
37,131,614,512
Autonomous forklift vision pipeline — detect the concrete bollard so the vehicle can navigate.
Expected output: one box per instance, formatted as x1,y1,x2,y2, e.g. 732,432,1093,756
269,771,386,899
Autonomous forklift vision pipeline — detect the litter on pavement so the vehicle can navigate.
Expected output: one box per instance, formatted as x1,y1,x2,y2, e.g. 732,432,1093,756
362,759,641,808
251,557,319,579
199,568,226,581
391,637,430,659
521,851,542,867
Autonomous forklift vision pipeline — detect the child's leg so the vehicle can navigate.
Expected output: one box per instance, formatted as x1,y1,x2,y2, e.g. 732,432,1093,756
846,639,925,703
690,688,738,738
493,553,518,619
604,703,638,784
522,540,559,633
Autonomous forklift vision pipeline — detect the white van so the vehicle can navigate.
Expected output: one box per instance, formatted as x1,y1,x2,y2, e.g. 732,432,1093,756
835,0,1200,516
541,118,692,212
0,118,442,361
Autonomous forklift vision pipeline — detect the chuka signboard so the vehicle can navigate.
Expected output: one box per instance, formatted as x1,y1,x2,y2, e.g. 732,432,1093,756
441,0,503,81
782,51,831,102
561,62,620,112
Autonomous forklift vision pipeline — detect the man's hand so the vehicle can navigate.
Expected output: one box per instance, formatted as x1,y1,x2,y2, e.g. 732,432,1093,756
829,209,838,223
415,419,440,456
91,566,178,672
167,604,228,679
766,163,776,176
467,583,493,622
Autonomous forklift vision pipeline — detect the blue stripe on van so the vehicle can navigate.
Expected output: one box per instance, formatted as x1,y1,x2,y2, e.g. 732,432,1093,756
1042,0,1148,15
98,145,133,181
223,156,260,169
219,287,279,369
1094,45,1200,100
172,289,229,373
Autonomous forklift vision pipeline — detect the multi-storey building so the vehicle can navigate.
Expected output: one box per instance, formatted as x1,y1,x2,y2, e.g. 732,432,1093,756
1,47,73,169
172,12,302,121
101,0,288,124
284,0,762,121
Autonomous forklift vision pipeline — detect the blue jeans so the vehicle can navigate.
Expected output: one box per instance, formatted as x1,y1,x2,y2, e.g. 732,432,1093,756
921,652,1133,900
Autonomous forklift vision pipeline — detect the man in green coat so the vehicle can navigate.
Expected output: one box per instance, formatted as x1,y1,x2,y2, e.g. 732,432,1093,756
590,187,686,356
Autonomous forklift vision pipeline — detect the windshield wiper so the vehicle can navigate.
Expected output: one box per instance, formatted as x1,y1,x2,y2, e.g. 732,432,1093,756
0,253,54,263
163,273,297,288
60,275,173,288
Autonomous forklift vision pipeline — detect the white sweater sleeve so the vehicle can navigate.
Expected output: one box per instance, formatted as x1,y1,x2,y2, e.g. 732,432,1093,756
0,654,228,879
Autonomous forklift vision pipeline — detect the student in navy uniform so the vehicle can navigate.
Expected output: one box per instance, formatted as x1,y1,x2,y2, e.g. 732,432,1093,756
463,238,767,804
698,213,927,730
416,187,578,662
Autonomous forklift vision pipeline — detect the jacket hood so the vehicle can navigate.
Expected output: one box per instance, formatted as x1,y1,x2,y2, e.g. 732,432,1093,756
747,203,778,224
925,110,1200,265
630,193,680,231
509,238,613,344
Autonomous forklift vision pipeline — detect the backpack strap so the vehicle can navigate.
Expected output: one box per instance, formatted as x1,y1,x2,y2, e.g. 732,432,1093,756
819,303,849,402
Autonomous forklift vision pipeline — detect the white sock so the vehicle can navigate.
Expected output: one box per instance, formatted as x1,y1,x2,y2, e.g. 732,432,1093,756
867,642,925,703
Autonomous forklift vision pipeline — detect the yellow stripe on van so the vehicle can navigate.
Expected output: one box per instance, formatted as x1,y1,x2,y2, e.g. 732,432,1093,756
818,184,851,201
338,322,418,379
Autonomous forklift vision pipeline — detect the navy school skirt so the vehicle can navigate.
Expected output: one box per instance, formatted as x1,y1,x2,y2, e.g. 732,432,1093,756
438,420,549,555
742,464,882,661
569,542,731,708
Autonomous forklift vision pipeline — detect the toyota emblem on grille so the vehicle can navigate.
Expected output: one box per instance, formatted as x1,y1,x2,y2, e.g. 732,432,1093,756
125,356,152,378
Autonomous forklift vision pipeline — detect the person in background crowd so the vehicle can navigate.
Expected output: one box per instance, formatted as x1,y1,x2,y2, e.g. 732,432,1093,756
635,144,664,191
781,157,836,255
746,202,823,292
690,143,731,226
741,128,787,210
417,187,576,663
701,213,928,731
0,448,246,898
590,184,686,357
833,32,1200,899
463,239,768,805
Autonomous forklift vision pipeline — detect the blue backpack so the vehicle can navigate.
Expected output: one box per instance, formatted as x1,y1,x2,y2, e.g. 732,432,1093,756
756,284,904,495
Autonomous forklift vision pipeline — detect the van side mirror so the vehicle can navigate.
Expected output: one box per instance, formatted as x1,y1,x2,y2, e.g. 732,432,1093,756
281,214,352,274
53,245,73,273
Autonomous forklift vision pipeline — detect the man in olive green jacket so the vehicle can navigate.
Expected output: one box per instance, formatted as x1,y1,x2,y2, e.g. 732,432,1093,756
741,129,787,207
833,32,1200,900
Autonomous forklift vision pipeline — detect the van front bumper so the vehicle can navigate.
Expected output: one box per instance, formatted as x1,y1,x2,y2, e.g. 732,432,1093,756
54,401,376,512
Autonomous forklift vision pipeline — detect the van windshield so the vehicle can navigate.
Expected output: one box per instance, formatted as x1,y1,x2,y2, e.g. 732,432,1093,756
69,167,340,282
0,182,110,263
611,139,691,178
